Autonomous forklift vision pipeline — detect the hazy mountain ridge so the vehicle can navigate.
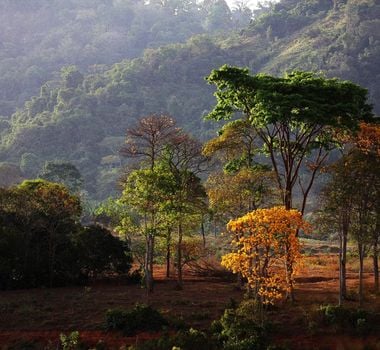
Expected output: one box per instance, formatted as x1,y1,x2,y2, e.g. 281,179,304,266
0,0,379,199
0,0,244,117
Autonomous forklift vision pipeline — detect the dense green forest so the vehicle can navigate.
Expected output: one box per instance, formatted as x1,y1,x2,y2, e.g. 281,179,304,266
0,0,248,116
0,0,379,200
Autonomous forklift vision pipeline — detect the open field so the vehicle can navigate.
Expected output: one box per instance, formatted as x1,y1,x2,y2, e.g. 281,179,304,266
0,249,379,349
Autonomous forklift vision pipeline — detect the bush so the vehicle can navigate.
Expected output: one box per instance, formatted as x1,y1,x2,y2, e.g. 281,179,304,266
317,304,374,335
105,308,128,331
127,268,143,284
105,304,168,335
129,328,217,350
60,331,84,350
319,304,350,326
127,299,281,350
211,300,270,350
74,225,132,278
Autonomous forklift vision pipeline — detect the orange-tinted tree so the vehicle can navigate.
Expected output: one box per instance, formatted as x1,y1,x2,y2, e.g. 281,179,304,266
221,206,309,306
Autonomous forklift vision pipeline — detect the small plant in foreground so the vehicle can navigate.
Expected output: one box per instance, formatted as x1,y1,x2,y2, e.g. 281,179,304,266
128,328,215,350
105,303,168,335
211,300,271,350
60,331,81,350
316,304,375,335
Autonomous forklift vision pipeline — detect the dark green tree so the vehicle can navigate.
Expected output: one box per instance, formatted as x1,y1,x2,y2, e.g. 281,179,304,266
0,181,132,289
74,225,132,279
0,180,81,288
60,66,84,89
39,161,83,194
17,179,82,287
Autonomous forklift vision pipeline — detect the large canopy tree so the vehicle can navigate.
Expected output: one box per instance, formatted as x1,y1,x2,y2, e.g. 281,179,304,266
206,65,374,214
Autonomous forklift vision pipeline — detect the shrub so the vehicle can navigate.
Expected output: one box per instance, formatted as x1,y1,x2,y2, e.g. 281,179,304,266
319,304,350,326
105,308,128,331
317,304,374,335
75,225,132,278
60,331,85,350
105,304,168,335
212,301,270,350
129,328,217,350
127,268,143,284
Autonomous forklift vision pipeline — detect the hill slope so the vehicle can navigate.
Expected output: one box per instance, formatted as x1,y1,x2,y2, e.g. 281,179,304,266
0,0,379,199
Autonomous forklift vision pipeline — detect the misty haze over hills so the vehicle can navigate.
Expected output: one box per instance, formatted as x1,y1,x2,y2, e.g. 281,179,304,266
0,0,379,200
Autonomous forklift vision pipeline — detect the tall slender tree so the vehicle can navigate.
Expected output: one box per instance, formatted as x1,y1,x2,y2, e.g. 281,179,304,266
321,125,380,304
120,114,179,292
161,134,208,289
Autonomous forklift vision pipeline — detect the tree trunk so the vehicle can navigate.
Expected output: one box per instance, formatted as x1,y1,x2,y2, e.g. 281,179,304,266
286,263,295,302
358,243,364,306
177,221,183,289
166,228,171,278
285,245,295,302
144,214,154,294
373,236,379,292
284,186,292,210
145,233,154,293
48,226,57,288
150,234,154,289
339,227,348,305
201,219,206,248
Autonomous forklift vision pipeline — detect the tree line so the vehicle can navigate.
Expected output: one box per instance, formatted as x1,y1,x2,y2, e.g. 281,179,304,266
97,66,378,311
0,66,378,316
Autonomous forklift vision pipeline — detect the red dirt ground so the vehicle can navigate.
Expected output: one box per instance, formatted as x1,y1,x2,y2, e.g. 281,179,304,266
0,256,379,349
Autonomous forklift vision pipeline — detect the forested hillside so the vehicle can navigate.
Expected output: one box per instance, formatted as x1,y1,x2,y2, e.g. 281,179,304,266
0,0,246,117
0,0,379,199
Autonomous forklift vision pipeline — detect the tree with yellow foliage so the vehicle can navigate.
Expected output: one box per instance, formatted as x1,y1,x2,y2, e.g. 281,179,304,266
221,206,309,307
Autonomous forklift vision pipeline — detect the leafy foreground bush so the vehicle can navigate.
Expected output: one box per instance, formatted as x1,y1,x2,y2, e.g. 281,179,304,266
105,304,168,336
128,328,216,350
210,300,271,350
128,300,284,350
316,304,380,335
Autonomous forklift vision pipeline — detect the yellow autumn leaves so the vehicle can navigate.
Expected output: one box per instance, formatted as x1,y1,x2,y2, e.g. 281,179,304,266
221,206,310,305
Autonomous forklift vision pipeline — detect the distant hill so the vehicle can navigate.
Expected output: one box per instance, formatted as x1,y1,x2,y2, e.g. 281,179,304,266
0,0,378,199
0,0,245,117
